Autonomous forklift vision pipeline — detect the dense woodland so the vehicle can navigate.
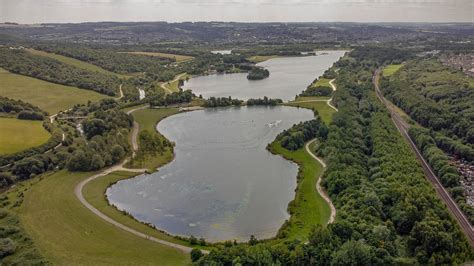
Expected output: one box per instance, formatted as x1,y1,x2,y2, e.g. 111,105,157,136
0,96,45,120
409,126,474,224
203,97,243,107
276,117,327,151
247,67,270,80
194,47,473,265
0,48,121,96
380,59,474,147
246,97,283,106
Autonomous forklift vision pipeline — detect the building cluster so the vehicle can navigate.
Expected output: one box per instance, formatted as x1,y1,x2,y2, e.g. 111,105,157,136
440,53,474,77
452,156,474,207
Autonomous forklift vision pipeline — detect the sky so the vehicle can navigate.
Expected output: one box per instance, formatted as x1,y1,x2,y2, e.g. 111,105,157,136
0,0,473,24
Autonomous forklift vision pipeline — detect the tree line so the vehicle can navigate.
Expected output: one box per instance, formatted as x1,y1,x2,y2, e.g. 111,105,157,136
0,96,46,120
0,48,121,96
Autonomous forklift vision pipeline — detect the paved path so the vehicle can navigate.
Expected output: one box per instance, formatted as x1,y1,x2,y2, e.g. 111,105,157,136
126,105,148,157
117,84,124,100
327,79,338,111
373,68,474,247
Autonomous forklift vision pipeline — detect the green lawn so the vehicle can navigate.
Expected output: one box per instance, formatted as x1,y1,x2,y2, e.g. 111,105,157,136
162,73,190,93
310,78,331,87
127,108,180,170
26,49,131,79
286,97,336,125
83,171,210,250
120,51,194,62
15,170,189,265
247,55,279,63
269,142,330,241
383,64,403,77
0,68,108,114
0,118,51,155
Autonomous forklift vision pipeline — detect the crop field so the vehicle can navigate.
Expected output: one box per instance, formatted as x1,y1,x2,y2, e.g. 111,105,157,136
383,64,403,77
16,170,189,265
119,51,194,62
0,118,51,155
0,68,108,114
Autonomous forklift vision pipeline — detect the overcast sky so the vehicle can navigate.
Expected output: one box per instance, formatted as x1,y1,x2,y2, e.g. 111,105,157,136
1,0,473,23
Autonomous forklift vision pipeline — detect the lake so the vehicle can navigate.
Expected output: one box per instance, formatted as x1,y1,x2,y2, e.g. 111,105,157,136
183,51,346,101
107,106,314,241
107,54,340,241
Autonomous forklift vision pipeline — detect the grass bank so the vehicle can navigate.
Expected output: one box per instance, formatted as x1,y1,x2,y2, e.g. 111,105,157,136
13,170,189,265
286,97,336,125
0,68,108,114
382,64,403,77
126,108,179,171
0,118,51,155
268,141,330,241
247,55,279,63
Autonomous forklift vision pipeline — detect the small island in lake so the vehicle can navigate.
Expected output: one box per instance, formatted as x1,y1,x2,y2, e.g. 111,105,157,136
247,67,270,80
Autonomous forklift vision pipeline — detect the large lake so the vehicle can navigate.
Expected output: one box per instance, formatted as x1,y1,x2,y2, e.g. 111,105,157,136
107,54,340,241
107,106,313,241
183,51,345,101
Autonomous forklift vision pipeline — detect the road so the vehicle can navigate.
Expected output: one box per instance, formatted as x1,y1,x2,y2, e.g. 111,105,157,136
373,68,474,247
305,139,336,224
74,105,209,254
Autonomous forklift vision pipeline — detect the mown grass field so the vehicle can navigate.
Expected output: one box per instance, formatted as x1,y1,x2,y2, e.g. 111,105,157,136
383,64,403,77
127,108,179,170
0,68,108,114
0,118,51,155
26,49,130,79
269,142,329,240
286,97,336,125
16,170,189,265
247,55,279,63
120,51,194,62
83,171,209,250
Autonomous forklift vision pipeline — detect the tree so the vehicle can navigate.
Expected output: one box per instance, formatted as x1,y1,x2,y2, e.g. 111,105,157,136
190,249,203,262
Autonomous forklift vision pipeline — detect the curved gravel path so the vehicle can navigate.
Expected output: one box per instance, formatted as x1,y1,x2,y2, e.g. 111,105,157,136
305,139,336,224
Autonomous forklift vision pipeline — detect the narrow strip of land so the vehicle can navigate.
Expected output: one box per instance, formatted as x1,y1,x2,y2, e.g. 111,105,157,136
305,139,336,224
160,73,187,94
373,68,474,247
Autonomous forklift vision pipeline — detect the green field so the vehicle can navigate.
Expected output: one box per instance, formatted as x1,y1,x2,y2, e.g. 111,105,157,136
26,49,130,79
0,68,108,114
286,97,336,125
161,73,190,93
83,171,209,250
269,142,329,240
310,77,331,87
120,51,194,62
383,64,403,77
247,55,279,63
16,170,189,265
127,108,179,170
0,118,51,155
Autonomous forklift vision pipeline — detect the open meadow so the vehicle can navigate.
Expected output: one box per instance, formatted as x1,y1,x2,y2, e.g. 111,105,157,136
0,68,108,114
0,118,51,155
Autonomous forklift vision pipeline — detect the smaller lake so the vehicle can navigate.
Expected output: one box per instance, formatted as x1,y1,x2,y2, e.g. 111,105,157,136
107,106,314,241
183,50,345,101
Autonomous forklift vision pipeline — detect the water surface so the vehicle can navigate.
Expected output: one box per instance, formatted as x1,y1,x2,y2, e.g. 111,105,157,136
107,106,314,241
183,51,345,101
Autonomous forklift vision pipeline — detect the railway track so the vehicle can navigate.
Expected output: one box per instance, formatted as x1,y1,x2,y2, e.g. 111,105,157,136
372,68,474,248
